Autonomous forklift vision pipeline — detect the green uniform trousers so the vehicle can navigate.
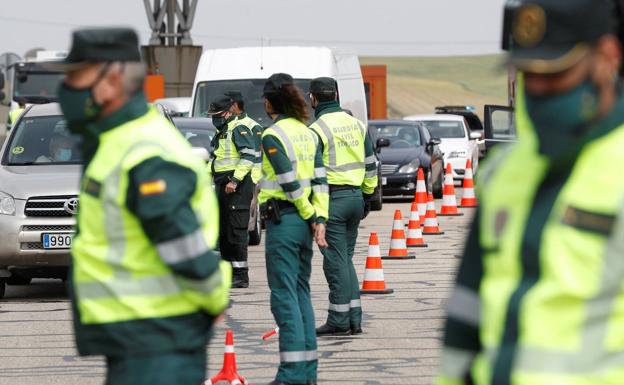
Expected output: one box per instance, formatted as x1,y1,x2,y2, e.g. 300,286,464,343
105,349,206,385
265,210,318,384
322,188,364,329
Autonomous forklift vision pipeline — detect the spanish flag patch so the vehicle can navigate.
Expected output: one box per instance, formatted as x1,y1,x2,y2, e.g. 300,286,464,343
268,147,278,154
139,179,167,196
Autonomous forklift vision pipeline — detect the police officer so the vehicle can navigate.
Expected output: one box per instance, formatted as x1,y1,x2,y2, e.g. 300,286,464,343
260,73,329,385
55,28,231,385
437,1,624,384
308,77,378,336
8,97,26,129
207,97,256,288
225,90,264,185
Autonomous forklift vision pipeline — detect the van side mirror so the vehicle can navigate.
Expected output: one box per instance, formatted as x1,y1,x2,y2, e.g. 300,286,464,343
376,137,390,153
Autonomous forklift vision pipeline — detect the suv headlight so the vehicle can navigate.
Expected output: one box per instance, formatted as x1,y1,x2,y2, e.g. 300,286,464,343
448,150,467,158
398,159,420,174
0,192,16,216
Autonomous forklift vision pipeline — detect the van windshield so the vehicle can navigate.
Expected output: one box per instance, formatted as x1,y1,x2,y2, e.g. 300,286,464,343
193,79,313,127
4,116,82,166
420,121,466,139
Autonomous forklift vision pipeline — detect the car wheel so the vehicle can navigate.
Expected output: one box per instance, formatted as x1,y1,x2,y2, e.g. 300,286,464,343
248,205,262,246
370,185,383,211
6,275,31,285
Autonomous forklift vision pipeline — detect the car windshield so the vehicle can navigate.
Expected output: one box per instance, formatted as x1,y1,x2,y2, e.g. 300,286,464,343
368,123,421,148
4,115,82,165
420,121,465,139
192,79,313,127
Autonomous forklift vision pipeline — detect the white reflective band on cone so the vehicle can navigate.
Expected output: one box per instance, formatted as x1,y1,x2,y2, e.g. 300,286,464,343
463,189,475,198
390,239,406,248
224,345,235,353
368,245,381,256
364,268,385,281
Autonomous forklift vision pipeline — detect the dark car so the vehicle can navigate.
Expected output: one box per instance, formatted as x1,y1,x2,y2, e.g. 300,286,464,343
172,117,263,246
368,120,444,198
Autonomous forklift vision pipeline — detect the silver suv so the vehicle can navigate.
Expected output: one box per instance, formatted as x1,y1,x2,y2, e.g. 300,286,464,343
0,103,80,297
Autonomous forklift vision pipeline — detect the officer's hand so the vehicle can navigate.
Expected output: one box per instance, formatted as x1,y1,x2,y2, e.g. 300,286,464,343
225,181,237,194
315,223,328,248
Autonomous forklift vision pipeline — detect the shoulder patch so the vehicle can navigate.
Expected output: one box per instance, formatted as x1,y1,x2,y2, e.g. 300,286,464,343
139,179,167,196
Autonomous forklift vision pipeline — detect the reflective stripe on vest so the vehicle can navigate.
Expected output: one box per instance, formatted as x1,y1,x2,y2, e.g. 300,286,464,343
313,116,367,173
213,121,240,172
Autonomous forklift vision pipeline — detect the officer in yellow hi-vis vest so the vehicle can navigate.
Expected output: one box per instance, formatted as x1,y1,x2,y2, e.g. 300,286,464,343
260,73,329,385
207,97,256,288
308,77,378,336
8,98,26,129
437,1,624,385
224,91,264,184
54,28,230,385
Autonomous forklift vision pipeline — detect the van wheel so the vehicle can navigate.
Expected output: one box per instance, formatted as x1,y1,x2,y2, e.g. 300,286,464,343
248,205,262,246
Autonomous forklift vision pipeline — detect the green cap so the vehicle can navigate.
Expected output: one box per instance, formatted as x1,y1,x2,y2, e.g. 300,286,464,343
51,27,142,71
206,97,233,115
224,91,244,103
263,73,294,96
507,0,615,74
309,77,337,94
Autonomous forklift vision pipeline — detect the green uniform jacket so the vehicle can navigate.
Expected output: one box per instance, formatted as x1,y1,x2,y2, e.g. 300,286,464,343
437,86,624,385
71,93,229,357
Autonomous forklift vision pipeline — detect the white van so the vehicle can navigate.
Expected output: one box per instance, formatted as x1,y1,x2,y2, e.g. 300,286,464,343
190,46,367,127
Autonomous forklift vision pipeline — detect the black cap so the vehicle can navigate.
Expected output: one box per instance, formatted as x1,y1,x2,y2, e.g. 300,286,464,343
206,97,233,115
50,27,142,71
224,91,244,103
309,77,337,94
507,0,615,74
263,73,294,96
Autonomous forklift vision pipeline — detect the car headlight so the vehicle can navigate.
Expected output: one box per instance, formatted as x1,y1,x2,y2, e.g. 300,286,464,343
398,159,420,174
448,150,467,158
0,192,16,216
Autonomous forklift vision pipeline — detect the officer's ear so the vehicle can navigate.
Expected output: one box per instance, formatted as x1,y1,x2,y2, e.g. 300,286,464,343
592,34,622,87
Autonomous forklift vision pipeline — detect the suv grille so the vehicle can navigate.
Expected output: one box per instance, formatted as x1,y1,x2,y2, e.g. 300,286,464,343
381,164,399,176
25,196,77,217
22,225,75,232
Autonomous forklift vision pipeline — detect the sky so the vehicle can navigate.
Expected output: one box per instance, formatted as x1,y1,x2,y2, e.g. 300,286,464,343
0,0,508,58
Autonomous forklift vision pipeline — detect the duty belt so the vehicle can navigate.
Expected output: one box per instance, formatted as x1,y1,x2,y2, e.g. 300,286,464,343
329,184,360,194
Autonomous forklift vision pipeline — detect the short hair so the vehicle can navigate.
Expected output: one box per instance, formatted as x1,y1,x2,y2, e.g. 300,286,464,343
311,91,337,103
109,62,146,96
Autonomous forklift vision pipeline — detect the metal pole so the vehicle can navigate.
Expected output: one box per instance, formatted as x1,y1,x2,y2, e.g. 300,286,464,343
166,0,176,46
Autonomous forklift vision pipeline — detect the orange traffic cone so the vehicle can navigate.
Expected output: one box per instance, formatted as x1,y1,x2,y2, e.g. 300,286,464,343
383,210,415,260
361,233,394,294
460,159,478,208
439,163,463,217
415,168,428,226
406,201,427,248
423,193,445,235
204,330,249,385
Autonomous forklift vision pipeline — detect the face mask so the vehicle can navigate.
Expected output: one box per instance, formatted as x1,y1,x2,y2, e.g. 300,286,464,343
212,116,227,129
56,148,72,162
525,79,599,156
57,64,110,133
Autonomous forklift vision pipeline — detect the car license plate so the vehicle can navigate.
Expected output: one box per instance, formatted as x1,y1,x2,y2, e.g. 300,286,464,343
42,233,73,249
382,177,387,186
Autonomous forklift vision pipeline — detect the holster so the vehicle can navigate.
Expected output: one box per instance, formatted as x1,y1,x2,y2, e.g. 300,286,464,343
260,199,282,224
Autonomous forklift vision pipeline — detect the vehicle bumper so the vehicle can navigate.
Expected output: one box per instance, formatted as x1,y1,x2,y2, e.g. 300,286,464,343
381,172,417,196
0,200,74,268
445,157,467,180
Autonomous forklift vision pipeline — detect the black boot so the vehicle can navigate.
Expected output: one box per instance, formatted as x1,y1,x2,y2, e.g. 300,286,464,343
232,270,249,288
316,323,350,336
350,325,363,335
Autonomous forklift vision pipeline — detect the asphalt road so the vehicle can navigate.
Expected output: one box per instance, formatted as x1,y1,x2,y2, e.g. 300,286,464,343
0,196,474,385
